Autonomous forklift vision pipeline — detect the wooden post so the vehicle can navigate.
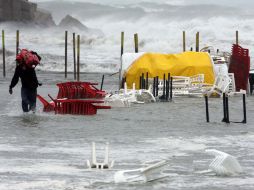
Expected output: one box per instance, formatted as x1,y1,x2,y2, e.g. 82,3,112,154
183,31,186,52
121,32,124,56
2,30,6,78
16,30,19,66
196,32,199,52
77,35,80,81
73,33,76,80
16,30,19,56
64,31,68,78
134,33,138,53
119,32,124,89
236,30,239,45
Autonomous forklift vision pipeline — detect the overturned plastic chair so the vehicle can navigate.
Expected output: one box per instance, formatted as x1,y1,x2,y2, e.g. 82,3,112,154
205,149,243,176
206,75,232,97
86,142,114,169
114,160,169,183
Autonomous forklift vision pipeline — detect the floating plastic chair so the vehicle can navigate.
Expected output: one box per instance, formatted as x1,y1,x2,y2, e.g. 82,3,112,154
114,160,169,183
86,142,114,169
205,149,243,176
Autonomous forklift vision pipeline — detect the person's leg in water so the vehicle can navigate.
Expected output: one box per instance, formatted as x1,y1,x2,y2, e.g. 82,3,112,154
21,87,29,112
27,89,37,113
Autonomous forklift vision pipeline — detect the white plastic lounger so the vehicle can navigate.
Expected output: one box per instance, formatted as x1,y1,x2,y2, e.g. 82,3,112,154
114,160,169,183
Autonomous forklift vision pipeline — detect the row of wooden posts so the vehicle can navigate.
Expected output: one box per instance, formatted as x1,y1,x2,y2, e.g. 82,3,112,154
0,30,82,80
120,30,240,56
1,30,240,78
119,30,239,88
64,31,81,81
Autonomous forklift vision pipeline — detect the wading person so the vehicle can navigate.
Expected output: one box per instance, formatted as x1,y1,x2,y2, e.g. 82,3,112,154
9,49,41,113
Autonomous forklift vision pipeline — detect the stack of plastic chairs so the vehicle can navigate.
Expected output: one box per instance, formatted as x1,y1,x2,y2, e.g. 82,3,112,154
37,81,110,115
229,44,250,91
56,82,106,99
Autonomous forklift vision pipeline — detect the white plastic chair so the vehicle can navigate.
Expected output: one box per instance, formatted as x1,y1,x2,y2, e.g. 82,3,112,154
206,75,232,97
205,149,242,176
228,73,236,93
86,142,114,169
114,160,169,183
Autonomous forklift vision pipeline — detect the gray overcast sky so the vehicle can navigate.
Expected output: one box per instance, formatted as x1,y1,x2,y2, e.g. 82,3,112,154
30,0,254,6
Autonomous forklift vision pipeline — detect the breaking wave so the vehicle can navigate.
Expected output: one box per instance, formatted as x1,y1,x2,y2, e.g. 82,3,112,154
1,0,254,73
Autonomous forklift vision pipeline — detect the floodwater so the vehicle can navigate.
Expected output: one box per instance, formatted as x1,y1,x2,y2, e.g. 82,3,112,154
0,72,254,190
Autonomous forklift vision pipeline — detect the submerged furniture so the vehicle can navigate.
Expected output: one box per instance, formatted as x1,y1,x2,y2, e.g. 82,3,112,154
205,149,243,176
86,142,114,169
56,81,106,99
37,81,110,115
104,83,155,107
114,160,169,183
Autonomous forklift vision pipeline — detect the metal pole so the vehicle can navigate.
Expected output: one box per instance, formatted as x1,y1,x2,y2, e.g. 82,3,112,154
146,72,148,90
222,93,227,122
65,31,68,78
2,30,5,77
205,95,209,122
236,30,239,45
225,95,230,123
242,93,247,123
166,73,170,100
156,76,159,97
73,33,76,80
119,31,124,89
153,77,156,97
142,73,144,89
170,77,173,100
100,74,104,91
163,73,166,100
139,76,142,89
77,35,80,81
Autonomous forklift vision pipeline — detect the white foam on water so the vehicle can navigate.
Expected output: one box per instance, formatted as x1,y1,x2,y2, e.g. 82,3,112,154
1,1,254,73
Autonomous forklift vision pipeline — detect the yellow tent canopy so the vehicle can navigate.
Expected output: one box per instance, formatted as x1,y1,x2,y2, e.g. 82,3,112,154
123,51,215,89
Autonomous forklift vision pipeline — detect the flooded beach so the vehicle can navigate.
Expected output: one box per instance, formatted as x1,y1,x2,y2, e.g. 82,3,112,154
0,72,253,190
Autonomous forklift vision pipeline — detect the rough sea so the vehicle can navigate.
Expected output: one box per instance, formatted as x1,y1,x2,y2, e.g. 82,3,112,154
0,72,254,190
0,0,254,189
